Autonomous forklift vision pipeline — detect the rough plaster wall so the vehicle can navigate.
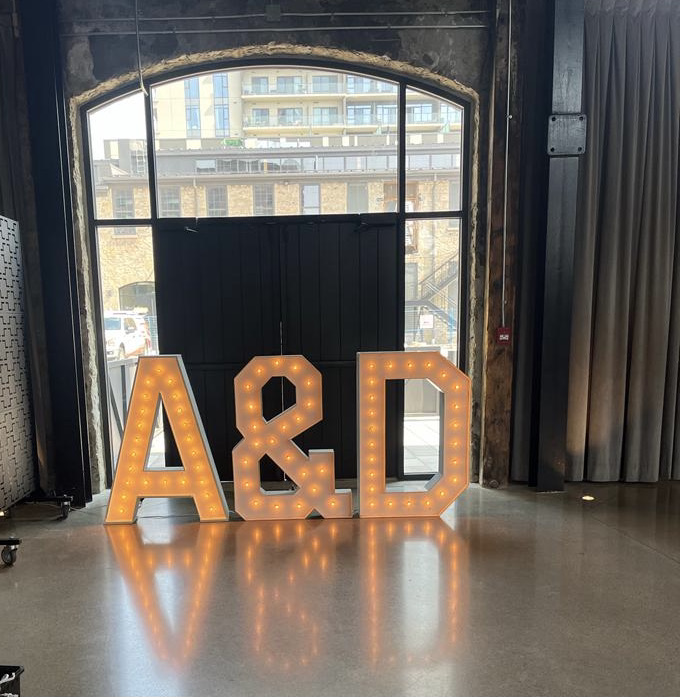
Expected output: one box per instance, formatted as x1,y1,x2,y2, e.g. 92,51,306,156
59,0,493,487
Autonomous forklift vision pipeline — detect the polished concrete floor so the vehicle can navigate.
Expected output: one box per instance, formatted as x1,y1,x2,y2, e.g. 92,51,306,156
2,482,680,697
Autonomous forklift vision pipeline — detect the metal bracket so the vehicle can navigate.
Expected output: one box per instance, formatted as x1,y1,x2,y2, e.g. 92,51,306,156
547,114,587,156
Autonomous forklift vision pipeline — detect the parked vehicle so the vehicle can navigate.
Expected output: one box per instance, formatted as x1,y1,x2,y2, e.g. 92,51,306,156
104,312,149,360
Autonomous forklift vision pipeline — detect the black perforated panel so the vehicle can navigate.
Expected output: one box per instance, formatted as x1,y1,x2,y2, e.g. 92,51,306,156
0,216,35,509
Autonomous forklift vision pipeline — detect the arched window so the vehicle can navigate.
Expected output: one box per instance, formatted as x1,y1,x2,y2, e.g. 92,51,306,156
85,63,469,478
87,65,466,220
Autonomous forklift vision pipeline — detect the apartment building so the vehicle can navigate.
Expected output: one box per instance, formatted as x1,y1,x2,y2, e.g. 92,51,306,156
92,67,463,354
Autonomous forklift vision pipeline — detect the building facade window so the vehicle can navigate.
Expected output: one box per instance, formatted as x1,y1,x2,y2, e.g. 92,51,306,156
251,108,270,126
113,188,134,219
215,105,229,137
253,183,274,215
345,155,365,171
347,182,368,213
213,72,228,99
408,154,430,170
346,104,373,125
346,76,397,93
130,149,147,176
278,108,302,126
251,76,269,94
312,75,340,93
313,107,339,125
159,186,181,217
301,184,320,214
184,77,200,100
276,76,303,94
440,103,462,124
184,77,201,136
407,103,434,124
186,106,201,134
206,186,228,216
376,104,397,125
213,72,229,137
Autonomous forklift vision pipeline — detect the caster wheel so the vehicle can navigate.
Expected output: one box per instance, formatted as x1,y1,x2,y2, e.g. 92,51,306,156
1,546,16,566
60,502,70,519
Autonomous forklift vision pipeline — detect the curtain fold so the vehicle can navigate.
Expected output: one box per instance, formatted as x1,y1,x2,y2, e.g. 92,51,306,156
567,0,680,481
0,6,20,218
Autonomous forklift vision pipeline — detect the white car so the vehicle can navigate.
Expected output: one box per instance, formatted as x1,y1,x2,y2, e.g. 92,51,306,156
105,313,149,360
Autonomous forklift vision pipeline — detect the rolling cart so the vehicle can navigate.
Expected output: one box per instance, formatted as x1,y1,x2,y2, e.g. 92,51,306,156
0,665,23,696
0,538,21,566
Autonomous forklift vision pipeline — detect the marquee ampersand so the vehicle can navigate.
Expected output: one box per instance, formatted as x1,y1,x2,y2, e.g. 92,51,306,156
232,355,353,520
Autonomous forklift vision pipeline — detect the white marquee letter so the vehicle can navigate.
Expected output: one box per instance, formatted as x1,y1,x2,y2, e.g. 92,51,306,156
357,351,470,517
105,355,229,524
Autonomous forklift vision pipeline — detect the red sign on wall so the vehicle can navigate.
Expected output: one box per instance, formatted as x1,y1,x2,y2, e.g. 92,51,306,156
496,327,512,345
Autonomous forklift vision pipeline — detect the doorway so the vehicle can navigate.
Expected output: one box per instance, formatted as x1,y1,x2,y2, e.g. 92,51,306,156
154,215,401,479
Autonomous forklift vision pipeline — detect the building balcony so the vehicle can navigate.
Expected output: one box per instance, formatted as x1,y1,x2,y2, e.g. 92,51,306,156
241,84,346,98
243,116,345,130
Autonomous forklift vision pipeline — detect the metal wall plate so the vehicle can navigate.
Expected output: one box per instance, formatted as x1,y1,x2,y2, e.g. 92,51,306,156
547,114,587,156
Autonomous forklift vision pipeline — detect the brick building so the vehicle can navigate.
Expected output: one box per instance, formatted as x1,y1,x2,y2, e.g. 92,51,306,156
91,66,462,356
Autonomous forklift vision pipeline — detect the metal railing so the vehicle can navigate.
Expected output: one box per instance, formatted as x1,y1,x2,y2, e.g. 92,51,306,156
418,257,459,302
242,81,399,96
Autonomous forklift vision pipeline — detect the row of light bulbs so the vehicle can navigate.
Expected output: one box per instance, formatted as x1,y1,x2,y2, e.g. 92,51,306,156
105,352,470,524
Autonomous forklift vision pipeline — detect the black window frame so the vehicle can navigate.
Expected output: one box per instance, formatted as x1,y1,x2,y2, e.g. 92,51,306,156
82,60,473,484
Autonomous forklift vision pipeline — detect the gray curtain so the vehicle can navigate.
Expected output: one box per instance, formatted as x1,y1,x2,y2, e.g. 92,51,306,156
567,0,680,481
0,4,21,218
0,0,53,492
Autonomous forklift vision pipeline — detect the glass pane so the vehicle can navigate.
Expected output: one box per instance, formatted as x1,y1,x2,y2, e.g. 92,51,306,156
96,225,164,470
403,218,461,476
150,67,398,216
88,92,151,220
405,87,464,213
